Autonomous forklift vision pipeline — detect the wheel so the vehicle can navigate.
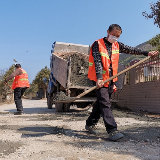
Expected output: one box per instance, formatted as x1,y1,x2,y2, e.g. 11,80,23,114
63,103,70,112
76,102,88,108
55,103,63,112
47,95,53,109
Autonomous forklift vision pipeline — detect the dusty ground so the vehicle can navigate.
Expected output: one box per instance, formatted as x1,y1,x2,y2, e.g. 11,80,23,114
0,99,160,160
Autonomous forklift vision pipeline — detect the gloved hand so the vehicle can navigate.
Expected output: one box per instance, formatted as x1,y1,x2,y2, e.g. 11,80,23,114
148,51,159,58
96,79,104,89
113,84,117,93
3,79,7,84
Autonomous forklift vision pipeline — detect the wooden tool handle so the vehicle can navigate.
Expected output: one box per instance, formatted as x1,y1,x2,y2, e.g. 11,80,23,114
4,82,12,89
76,56,151,99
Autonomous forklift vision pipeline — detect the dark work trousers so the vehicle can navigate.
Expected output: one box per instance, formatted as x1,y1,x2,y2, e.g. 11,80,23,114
14,87,27,112
86,81,117,134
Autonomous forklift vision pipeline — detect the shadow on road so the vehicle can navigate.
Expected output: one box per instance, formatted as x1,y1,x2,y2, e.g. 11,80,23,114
5,107,56,114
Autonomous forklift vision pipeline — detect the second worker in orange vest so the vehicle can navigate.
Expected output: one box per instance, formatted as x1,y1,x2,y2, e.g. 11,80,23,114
85,24,159,141
4,64,30,115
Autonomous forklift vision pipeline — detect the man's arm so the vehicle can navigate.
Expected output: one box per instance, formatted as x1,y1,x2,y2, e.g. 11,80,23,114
92,41,106,88
92,41,103,80
5,69,22,82
118,42,149,56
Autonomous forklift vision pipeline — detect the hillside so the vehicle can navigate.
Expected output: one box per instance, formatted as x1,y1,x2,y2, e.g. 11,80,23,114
119,42,155,65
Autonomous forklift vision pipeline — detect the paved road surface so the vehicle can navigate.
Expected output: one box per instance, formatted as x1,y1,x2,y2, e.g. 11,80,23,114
0,99,159,160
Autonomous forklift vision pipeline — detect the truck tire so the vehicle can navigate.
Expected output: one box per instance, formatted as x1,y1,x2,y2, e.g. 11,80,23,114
55,103,63,112
47,95,53,109
76,102,88,108
63,103,70,112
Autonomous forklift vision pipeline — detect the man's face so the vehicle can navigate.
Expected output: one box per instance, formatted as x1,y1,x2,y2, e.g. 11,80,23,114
107,28,121,38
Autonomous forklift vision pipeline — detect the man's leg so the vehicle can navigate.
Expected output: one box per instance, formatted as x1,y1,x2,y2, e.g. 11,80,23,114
97,87,124,140
21,87,27,96
14,88,23,112
86,100,101,126
85,100,101,134
96,87,117,134
86,81,101,128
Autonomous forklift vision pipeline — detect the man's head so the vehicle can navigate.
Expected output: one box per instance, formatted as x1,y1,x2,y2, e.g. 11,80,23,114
15,64,21,69
107,24,122,43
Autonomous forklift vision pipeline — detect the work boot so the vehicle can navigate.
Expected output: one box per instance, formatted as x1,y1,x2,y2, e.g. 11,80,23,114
109,130,124,141
85,125,98,135
14,111,23,115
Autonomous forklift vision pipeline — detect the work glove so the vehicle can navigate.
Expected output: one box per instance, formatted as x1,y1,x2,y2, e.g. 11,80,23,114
3,79,8,84
148,51,159,58
113,85,117,93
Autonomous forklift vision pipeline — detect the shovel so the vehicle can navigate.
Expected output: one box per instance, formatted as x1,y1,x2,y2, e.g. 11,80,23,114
3,82,12,88
53,56,151,103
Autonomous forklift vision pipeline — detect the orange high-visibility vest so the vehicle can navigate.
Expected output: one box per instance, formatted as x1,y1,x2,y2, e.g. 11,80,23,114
12,68,30,89
88,38,119,87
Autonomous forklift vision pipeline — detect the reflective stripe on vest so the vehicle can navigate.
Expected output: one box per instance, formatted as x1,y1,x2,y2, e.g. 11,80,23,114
19,78,29,81
15,79,29,84
112,50,119,54
89,62,93,66
100,52,110,59
102,70,106,74
22,71,27,74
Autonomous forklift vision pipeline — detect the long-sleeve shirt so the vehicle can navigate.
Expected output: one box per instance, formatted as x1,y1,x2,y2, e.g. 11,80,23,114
92,37,149,79
6,68,22,82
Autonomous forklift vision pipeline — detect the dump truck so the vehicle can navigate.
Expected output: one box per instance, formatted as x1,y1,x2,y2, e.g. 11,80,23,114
47,41,97,112
47,41,126,112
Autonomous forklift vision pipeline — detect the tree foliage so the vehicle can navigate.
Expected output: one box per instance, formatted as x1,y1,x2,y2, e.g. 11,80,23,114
0,65,14,90
32,66,50,88
24,66,50,98
0,69,7,81
3,65,15,83
0,65,14,100
142,0,160,28
148,34,160,52
143,1,160,52
24,83,38,97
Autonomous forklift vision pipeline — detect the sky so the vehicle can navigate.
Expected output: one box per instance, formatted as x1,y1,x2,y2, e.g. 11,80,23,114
0,0,159,83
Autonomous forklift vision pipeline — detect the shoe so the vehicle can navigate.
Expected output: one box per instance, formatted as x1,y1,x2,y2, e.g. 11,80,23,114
109,130,124,141
85,125,98,135
14,111,23,115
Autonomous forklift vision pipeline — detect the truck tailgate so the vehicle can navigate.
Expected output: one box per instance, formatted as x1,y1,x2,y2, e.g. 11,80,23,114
51,54,68,88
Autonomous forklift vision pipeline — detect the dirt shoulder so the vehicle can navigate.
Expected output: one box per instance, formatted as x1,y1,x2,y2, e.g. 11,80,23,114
0,99,159,160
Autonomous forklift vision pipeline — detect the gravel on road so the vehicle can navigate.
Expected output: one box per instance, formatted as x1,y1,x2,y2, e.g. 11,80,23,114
0,99,159,160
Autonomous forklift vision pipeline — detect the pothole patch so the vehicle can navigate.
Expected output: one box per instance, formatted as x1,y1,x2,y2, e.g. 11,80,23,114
0,140,22,158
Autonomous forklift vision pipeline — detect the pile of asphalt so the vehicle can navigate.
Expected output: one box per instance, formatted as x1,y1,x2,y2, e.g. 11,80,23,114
55,51,93,87
53,91,75,102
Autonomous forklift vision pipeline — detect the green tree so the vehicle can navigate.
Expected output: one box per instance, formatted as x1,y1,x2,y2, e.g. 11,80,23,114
3,65,15,84
24,66,50,98
0,65,14,101
147,34,160,52
28,66,50,98
143,0,160,28
33,66,50,87
24,82,38,97
143,1,160,52
0,65,14,91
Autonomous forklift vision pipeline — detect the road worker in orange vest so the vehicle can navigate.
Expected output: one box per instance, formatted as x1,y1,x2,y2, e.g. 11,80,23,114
86,24,159,141
4,64,30,115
